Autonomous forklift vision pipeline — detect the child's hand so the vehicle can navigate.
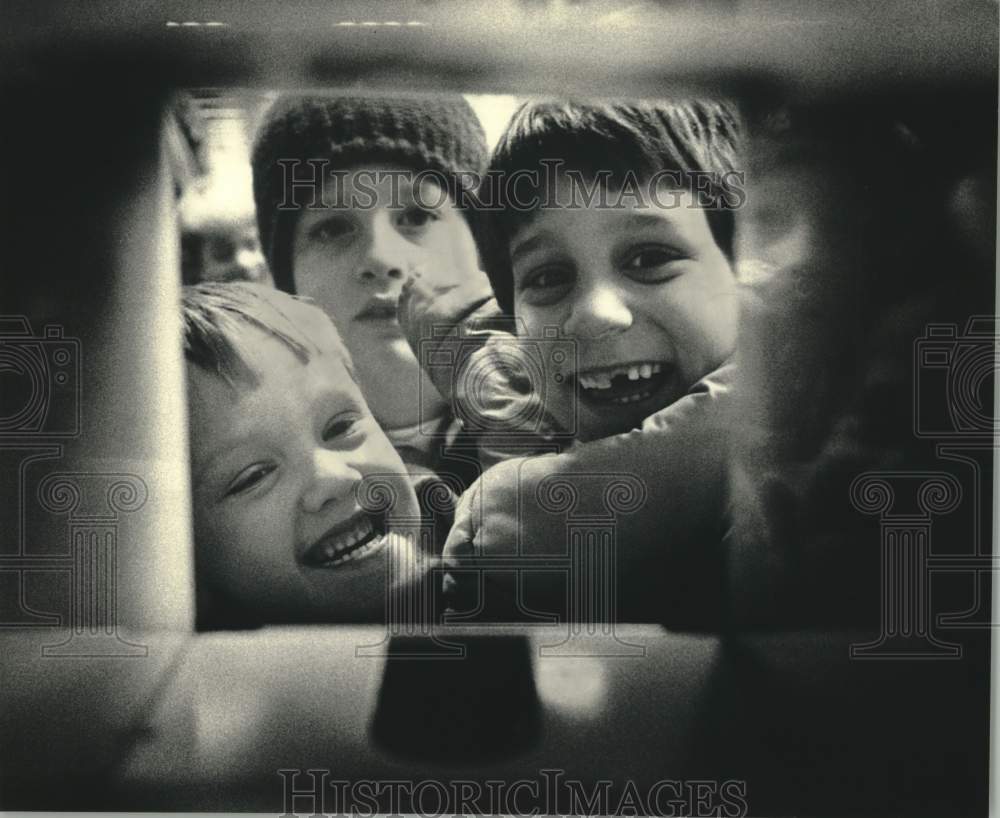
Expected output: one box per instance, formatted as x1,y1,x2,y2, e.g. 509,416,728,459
441,457,553,619
443,455,651,621
398,270,561,452
442,366,736,625
398,267,499,353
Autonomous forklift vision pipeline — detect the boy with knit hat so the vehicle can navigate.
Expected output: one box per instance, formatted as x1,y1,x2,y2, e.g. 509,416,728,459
251,93,492,487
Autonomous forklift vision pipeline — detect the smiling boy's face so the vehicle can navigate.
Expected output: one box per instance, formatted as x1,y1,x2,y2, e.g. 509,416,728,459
510,175,738,441
187,311,421,621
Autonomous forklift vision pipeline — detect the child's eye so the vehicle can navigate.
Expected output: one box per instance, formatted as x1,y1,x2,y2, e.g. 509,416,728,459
622,246,683,280
225,463,276,497
517,265,574,306
323,413,362,442
398,206,439,230
308,217,353,244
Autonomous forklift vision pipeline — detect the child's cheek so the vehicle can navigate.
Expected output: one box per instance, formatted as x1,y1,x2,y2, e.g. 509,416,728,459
514,305,549,342
675,272,740,362
193,502,235,562
196,493,272,565
708,287,740,357
425,221,478,281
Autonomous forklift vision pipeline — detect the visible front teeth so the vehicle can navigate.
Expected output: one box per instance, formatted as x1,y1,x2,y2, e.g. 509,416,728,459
324,534,385,567
319,516,373,560
577,362,663,390
578,372,613,390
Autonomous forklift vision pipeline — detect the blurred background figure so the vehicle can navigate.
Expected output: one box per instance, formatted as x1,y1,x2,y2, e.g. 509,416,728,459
178,171,271,285
171,90,274,285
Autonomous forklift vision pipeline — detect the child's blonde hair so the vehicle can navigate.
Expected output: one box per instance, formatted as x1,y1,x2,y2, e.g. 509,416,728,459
181,281,355,387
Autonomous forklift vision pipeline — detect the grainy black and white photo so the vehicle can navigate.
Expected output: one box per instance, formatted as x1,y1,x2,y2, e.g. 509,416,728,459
1,1,997,816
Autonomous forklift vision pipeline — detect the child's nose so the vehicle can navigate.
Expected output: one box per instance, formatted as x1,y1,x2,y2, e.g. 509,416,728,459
358,216,409,285
562,283,633,340
300,448,361,514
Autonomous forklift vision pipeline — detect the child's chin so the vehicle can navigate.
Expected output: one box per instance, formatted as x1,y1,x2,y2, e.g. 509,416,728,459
577,412,638,442
557,371,687,441
578,395,675,440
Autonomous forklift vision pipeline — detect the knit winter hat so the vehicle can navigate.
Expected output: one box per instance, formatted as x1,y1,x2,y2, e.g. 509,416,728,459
251,93,488,293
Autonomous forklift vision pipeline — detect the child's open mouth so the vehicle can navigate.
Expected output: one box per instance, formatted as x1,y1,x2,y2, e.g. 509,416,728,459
355,298,400,323
302,511,388,569
573,361,671,406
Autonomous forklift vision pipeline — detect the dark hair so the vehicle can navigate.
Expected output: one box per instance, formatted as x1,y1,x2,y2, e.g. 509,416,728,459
478,99,744,312
181,281,354,387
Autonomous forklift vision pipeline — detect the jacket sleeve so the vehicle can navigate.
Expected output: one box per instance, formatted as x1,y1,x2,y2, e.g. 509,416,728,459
442,363,736,626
